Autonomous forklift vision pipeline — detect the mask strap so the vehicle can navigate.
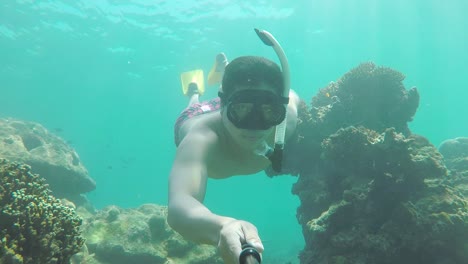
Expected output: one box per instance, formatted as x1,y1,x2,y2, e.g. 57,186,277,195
218,91,228,105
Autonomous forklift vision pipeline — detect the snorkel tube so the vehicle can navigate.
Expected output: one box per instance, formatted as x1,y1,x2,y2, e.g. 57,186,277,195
254,28,290,173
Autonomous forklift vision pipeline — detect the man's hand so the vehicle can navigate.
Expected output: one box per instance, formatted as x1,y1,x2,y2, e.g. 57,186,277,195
218,220,264,264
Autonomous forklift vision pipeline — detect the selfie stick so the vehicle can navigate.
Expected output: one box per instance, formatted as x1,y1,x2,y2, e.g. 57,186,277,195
239,243,261,264
254,28,290,173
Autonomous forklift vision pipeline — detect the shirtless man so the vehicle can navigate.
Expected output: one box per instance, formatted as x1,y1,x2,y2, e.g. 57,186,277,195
168,53,300,263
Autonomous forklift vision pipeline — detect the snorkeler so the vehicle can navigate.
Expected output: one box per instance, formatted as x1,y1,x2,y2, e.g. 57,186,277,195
168,29,300,264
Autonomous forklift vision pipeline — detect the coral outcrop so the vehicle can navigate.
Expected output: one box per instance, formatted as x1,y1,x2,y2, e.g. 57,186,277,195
0,159,85,264
0,118,95,204
310,62,419,136
439,137,468,197
75,204,222,264
279,63,468,263
439,137,468,176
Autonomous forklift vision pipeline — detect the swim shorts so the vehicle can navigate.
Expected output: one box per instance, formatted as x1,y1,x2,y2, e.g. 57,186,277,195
174,97,221,146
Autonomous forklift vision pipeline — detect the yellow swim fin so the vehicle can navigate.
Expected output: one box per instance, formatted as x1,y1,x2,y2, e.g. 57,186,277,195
180,69,205,95
207,53,228,86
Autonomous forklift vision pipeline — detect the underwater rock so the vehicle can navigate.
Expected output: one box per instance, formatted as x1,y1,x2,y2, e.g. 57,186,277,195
0,159,85,264
439,137,468,197
282,63,468,263
439,137,468,174
78,203,222,264
294,127,467,264
0,118,95,203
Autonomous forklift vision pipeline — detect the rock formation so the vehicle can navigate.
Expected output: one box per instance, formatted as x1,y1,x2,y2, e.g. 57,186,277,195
0,118,95,204
73,204,222,264
274,62,467,264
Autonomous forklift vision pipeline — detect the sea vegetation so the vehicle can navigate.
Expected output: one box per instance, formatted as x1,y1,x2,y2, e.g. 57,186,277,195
0,159,85,264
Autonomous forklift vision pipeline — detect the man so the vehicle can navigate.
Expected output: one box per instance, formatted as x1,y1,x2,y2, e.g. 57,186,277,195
168,53,300,264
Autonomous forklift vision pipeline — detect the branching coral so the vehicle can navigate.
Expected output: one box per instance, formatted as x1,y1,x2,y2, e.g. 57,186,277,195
0,159,84,264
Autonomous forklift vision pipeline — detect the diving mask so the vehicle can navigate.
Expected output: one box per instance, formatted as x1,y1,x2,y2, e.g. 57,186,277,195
219,90,288,130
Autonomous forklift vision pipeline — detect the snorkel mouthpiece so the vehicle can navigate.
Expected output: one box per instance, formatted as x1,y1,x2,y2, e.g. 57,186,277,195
268,145,283,172
253,141,282,174
254,28,290,172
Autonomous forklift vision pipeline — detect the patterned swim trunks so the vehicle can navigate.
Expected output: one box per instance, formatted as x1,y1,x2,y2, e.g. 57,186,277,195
174,97,221,146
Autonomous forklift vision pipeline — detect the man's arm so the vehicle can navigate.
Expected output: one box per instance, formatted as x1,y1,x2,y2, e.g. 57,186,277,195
167,131,234,245
168,130,264,263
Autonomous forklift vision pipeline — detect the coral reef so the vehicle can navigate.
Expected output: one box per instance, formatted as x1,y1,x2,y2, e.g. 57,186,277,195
295,127,467,263
439,137,468,175
76,204,222,264
268,63,420,177
439,137,468,197
0,159,85,264
279,63,468,263
0,118,96,204
310,62,419,136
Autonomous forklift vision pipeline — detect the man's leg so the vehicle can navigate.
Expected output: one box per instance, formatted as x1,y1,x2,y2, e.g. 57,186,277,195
208,53,228,86
185,53,228,107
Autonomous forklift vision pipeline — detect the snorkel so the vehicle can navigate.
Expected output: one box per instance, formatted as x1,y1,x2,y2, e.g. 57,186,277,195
237,30,290,264
254,28,290,173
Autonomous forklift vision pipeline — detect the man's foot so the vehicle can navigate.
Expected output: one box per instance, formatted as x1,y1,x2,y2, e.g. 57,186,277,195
214,53,228,72
186,82,199,97
207,53,228,85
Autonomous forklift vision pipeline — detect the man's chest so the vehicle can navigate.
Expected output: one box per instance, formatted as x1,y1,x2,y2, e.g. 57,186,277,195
207,151,271,179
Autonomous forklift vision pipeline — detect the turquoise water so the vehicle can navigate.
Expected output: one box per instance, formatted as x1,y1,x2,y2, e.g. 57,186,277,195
1,1,466,263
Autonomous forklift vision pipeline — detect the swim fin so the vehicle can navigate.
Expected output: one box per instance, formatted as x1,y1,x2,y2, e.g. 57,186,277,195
207,53,228,86
180,69,205,95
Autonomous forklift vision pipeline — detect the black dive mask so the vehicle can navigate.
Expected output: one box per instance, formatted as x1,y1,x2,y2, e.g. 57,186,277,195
219,90,288,130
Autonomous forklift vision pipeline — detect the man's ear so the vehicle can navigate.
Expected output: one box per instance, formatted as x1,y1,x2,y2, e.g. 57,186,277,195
220,104,226,115
218,89,227,107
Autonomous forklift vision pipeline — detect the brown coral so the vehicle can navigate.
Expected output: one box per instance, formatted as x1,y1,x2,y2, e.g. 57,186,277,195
294,127,467,264
311,62,419,136
281,63,467,264
0,159,84,264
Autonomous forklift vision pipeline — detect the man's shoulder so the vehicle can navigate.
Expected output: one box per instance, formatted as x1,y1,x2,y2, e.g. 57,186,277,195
178,123,221,154
176,126,227,173
187,127,219,144
178,109,221,143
